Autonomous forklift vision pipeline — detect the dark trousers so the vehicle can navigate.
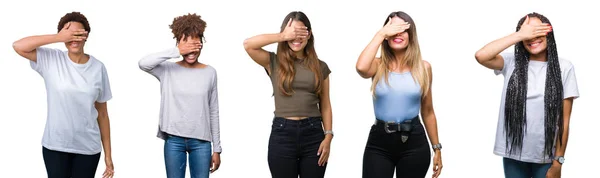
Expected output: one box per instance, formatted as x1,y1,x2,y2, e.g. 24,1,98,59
362,117,431,178
268,117,327,178
42,147,101,178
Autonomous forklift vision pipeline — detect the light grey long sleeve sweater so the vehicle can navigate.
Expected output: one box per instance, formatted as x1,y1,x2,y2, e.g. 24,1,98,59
139,47,222,153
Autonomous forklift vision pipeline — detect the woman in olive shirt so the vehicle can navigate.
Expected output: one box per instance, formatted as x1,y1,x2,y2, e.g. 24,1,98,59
243,11,333,178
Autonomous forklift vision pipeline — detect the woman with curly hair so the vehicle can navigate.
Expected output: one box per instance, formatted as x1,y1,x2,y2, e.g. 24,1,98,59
475,12,579,178
138,13,221,178
12,12,114,178
243,11,333,178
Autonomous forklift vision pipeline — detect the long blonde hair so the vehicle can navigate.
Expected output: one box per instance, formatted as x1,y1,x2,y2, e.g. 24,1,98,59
371,11,430,99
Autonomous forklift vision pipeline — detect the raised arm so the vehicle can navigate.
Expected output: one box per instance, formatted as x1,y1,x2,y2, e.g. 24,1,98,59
138,37,200,73
474,16,552,70
13,22,87,62
356,18,409,78
243,18,308,71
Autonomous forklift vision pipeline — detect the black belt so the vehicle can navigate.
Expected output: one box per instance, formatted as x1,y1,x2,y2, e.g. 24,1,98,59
374,116,420,143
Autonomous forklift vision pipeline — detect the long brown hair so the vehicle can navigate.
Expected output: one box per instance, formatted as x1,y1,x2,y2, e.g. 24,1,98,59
276,11,323,96
372,11,430,98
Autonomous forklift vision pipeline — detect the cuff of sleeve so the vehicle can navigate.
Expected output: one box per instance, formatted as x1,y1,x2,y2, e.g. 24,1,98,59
168,47,181,58
213,146,222,154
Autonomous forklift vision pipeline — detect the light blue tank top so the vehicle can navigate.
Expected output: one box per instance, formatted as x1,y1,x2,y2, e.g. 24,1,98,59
373,71,422,123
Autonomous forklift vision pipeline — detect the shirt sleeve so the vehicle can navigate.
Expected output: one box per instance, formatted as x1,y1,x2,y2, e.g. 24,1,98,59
320,60,331,80
562,64,579,99
30,47,60,76
494,53,514,76
209,69,222,153
96,65,113,103
138,47,180,80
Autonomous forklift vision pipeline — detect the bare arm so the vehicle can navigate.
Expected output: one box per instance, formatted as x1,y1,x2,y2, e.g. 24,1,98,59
420,61,439,146
356,32,384,78
320,77,332,139
95,102,114,177
13,22,87,62
554,98,573,162
13,35,61,62
317,77,332,166
475,16,552,70
95,102,112,160
243,33,284,70
244,19,309,72
474,32,523,70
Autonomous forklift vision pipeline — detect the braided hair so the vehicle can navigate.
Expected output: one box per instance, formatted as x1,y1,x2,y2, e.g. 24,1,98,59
505,12,563,159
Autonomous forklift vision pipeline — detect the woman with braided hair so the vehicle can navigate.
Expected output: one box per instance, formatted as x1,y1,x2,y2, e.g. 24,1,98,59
138,13,221,178
475,12,579,178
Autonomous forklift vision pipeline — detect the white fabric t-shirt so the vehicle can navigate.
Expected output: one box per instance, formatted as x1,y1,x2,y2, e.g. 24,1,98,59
493,52,579,163
31,47,112,155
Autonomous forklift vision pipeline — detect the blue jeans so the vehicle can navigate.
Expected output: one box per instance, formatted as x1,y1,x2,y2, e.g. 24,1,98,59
503,158,551,178
164,134,212,178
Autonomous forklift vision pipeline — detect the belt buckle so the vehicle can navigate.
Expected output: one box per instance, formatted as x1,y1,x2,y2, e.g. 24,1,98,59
384,121,399,134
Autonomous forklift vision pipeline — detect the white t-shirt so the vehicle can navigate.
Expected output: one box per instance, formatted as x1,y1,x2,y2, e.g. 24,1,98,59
493,53,579,163
31,47,112,155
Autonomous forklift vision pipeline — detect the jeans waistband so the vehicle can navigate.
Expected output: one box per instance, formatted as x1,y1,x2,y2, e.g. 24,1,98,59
273,117,322,126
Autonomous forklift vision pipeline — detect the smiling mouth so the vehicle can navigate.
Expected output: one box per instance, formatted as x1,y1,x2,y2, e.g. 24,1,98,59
392,38,404,43
528,41,542,48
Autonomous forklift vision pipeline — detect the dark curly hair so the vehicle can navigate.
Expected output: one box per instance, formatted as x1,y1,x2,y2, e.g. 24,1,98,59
169,13,206,44
57,12,91,33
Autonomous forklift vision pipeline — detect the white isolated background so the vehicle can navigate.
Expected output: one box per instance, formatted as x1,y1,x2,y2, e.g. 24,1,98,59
0,0,597,177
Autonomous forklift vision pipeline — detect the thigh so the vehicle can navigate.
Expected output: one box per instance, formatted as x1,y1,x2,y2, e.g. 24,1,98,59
298,124,326,178
164,135,188,178
362,126,396,178
42,147,72,178
268,120,299,178
503,158,531,178
71,152,101,178
395,134,431,178
188,139,212,178
531,163,552,178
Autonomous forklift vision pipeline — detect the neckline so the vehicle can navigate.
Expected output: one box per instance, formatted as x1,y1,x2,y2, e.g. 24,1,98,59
65,51,92,67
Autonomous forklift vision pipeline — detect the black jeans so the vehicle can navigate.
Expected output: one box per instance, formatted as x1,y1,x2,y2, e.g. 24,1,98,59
42,147,101,178
268,117,327,178
362,117,431,178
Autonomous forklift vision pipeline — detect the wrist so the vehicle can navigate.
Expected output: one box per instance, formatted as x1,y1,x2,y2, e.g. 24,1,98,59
375,31,387,40
511,32,527,41
278,33,288,42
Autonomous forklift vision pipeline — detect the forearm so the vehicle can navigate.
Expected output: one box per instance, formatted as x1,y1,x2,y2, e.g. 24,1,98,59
98,115,112,158
243,33,284,50
422,114,440,146
138,47,179,71
356,33,385,76
475,32,523,62
321,106,333,140
13,34,61,53
555,99,573,158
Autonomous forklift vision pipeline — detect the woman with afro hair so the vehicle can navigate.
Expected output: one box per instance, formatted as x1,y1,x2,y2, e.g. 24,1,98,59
13,12,115,178
475,12,579,178
139,13,222,178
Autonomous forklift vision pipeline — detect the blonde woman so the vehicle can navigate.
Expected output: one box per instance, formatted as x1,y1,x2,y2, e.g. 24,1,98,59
355,11,442,178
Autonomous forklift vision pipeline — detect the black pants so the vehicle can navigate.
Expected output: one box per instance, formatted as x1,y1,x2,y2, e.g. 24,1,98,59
42,147,101,178
362,117,431,178
268,117,327,178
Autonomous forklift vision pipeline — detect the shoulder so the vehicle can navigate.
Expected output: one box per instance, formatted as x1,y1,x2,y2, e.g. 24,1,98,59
423,60,431,69
558,57,574,70
204,64,217,73
89,55,107,69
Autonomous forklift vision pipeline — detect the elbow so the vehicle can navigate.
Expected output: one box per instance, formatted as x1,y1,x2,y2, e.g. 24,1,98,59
355,65,370,79
474,50,488,64
243,38,251,51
